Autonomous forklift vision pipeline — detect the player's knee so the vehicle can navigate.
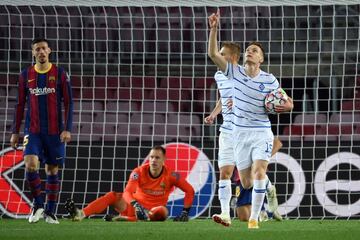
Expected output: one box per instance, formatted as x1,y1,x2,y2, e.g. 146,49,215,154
219,166,234,180
253,169,266,180
26,165,38,172
105,191,117,198
25,161,39,172
219,171,232,180
252,161,268,180
112,193,127,212
24,155,39,172
104,191,118,204
45,164,59,175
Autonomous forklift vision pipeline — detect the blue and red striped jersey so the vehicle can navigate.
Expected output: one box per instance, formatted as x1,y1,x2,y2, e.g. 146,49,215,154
12,63,73,135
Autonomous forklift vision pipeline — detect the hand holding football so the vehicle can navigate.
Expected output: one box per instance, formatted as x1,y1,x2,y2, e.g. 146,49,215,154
265,88,289,114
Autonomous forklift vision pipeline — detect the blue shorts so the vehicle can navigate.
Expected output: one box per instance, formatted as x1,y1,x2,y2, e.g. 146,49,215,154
23,133,65,166
236,183,252,207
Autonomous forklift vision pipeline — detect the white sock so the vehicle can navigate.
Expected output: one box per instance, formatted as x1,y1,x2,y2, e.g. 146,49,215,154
218,179,232,215
265,175,273,192
250,179,267,221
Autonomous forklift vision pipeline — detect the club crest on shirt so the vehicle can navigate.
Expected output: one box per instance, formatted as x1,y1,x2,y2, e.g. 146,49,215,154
160,182,166,189
49,76,56,81
259,83,265,91
130,172,139,180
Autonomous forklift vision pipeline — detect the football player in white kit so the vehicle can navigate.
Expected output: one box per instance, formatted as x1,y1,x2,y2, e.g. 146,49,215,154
204,42,240,227
205,42,284,226
208,10,293,229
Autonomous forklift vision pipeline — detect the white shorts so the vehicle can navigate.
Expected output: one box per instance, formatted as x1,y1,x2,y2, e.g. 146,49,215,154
218,131,236,169
233,129,274,170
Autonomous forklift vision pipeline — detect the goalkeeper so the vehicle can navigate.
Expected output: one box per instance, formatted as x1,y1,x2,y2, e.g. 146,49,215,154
65,145,194,222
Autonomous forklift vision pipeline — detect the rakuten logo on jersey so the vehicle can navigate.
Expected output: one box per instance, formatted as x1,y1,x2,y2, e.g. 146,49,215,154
29,87,55,95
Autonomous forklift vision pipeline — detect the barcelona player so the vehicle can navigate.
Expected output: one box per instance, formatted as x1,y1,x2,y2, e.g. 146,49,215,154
65,146,194,222
10,38,73,224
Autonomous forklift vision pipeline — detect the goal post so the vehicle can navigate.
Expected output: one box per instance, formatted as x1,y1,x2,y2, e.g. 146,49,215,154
0,1,359,219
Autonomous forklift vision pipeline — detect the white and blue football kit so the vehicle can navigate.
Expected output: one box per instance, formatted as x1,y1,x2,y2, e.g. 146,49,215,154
223,63,279,170
214,71,235,169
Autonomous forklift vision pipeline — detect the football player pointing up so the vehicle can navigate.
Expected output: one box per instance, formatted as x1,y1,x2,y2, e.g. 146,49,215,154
208,10,293,229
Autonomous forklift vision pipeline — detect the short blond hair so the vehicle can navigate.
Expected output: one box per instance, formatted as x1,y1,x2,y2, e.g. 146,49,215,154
221,41,241,62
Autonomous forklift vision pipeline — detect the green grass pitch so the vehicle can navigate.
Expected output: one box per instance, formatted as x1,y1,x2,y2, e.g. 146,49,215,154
1,219,359,240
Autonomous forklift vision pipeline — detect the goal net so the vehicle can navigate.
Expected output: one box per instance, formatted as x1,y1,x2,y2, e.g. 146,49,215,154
0,1,359,219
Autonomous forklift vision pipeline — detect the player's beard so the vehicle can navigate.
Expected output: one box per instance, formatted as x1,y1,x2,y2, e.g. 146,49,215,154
37,55,48,64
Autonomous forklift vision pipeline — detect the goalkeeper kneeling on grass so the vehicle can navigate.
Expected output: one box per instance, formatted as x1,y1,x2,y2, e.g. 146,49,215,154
65,145,194,222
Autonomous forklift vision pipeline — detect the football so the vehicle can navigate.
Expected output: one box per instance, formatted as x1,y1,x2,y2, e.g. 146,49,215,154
148,206,168,221
264,88,288,114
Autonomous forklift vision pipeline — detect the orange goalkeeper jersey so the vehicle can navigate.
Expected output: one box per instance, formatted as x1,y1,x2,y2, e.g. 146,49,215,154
123,163,194,210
